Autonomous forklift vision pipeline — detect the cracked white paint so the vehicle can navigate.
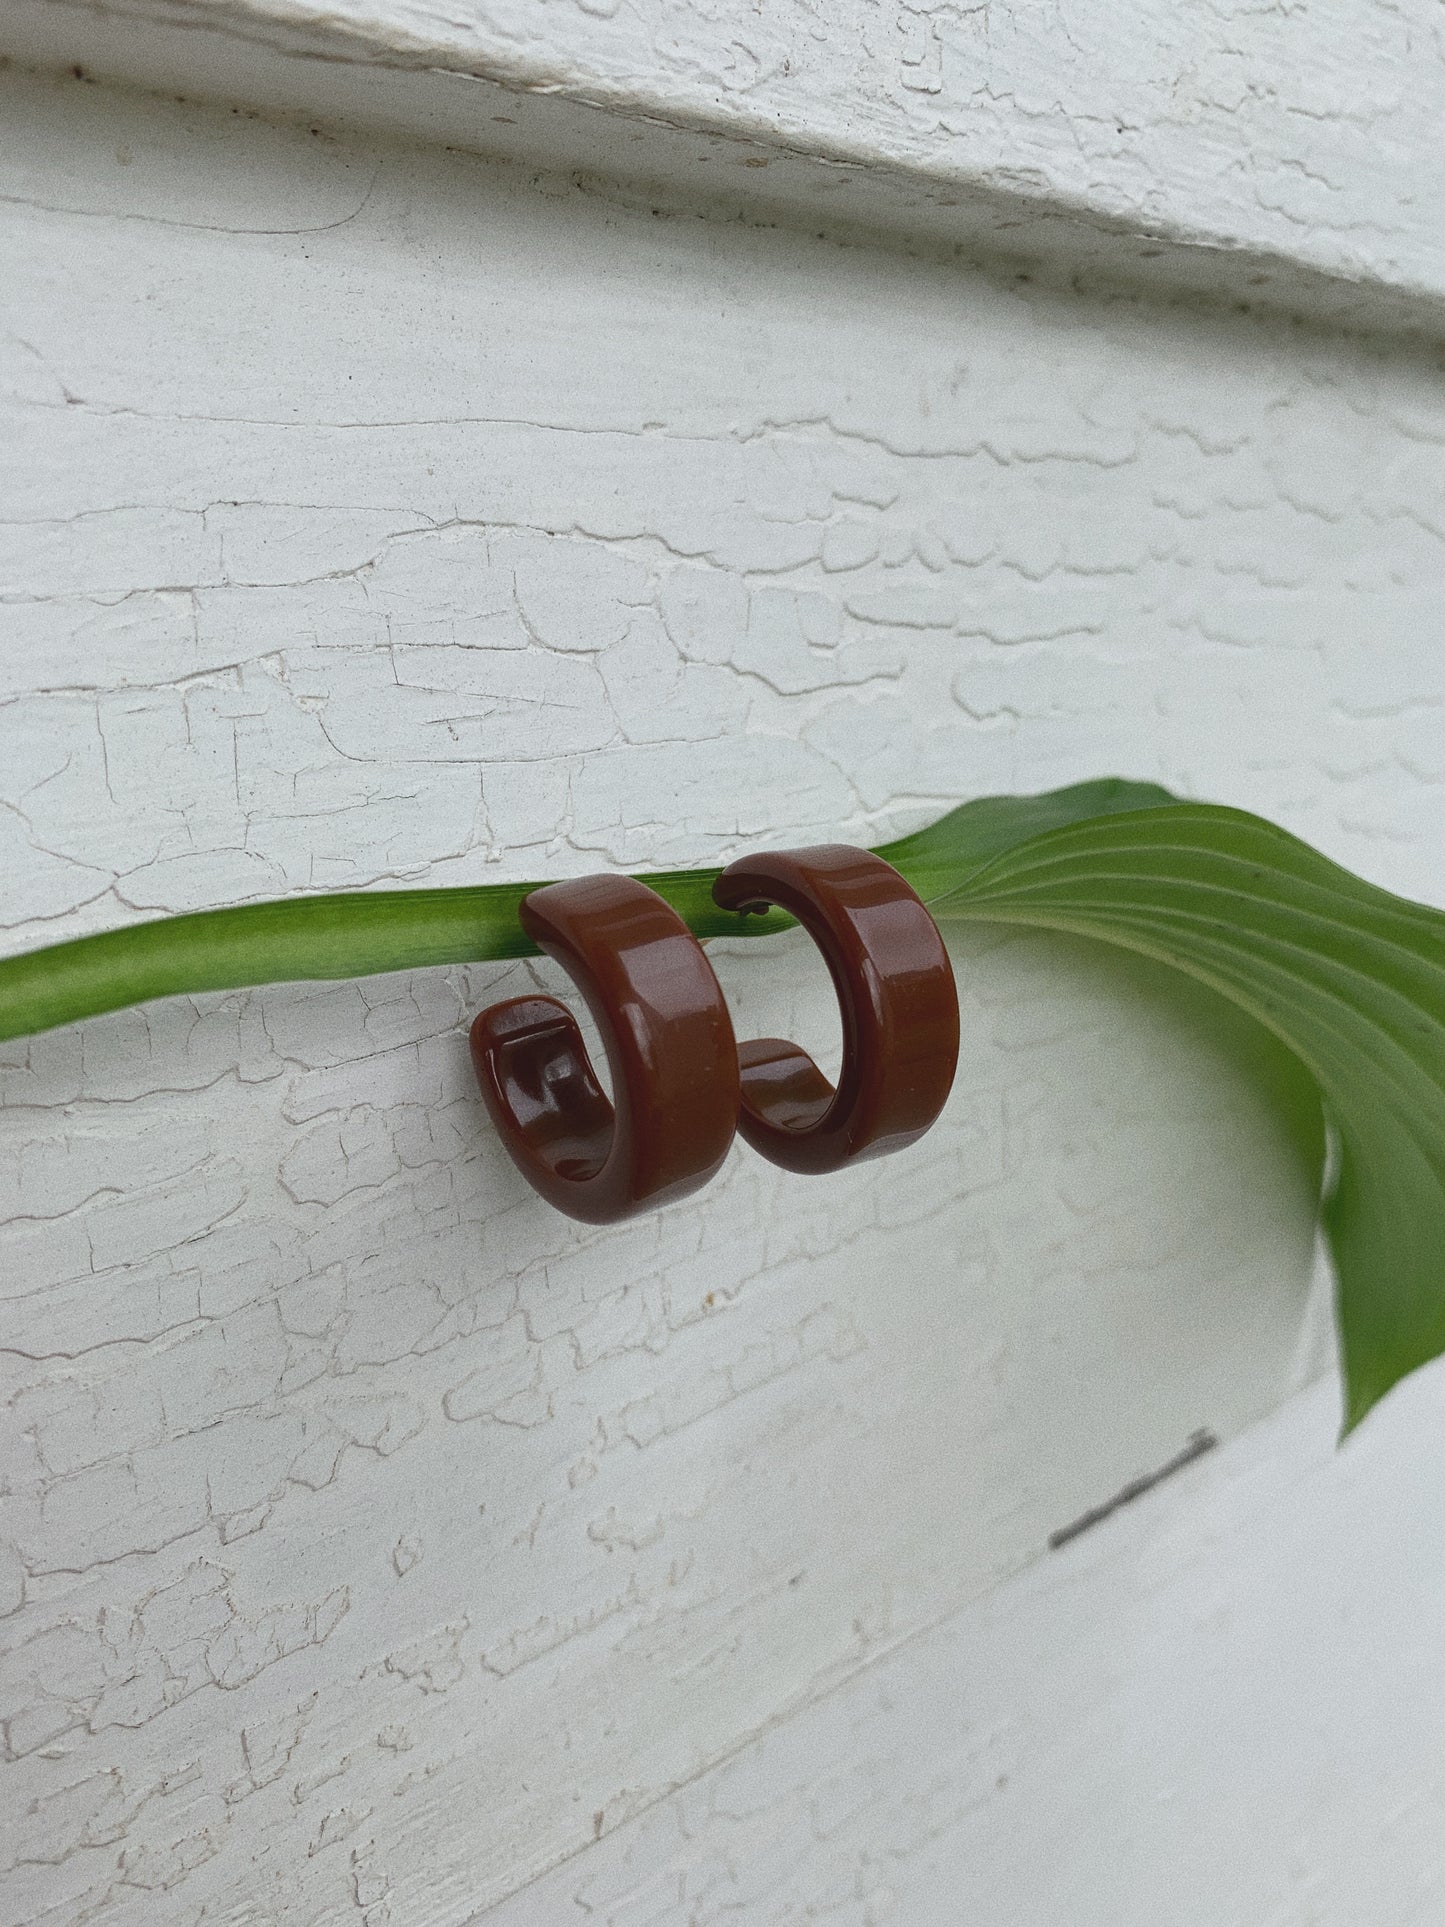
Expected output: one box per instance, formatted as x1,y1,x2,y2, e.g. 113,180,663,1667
9,0,1445,335
0,43,1442,1927
474,1370,1445,1927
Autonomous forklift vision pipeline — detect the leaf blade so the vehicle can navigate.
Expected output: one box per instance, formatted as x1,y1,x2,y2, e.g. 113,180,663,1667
929,804,1445,1428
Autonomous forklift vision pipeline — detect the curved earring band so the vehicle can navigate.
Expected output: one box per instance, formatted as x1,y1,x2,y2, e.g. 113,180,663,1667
711,846,960,1176
470,875,740,1224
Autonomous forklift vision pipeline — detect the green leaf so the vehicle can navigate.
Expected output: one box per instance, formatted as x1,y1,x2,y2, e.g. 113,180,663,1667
908,800,1445,1433
4,773,1444,1428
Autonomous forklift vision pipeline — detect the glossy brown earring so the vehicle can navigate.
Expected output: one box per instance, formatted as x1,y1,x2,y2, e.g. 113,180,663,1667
470,875,740,1224
711,846,960,1175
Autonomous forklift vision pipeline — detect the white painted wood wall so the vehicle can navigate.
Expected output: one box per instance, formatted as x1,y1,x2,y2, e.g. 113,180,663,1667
2,6,1444,1923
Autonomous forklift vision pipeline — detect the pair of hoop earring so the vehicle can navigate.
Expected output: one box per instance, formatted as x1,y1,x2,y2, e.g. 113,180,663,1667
469,847,960,1224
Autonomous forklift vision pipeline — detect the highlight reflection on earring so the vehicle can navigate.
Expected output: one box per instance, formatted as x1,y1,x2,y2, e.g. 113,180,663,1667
470,875,740,1224
711,846,959,1175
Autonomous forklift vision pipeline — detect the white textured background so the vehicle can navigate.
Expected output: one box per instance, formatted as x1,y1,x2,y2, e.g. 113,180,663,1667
13,0,1445,319
2,20,1445,1926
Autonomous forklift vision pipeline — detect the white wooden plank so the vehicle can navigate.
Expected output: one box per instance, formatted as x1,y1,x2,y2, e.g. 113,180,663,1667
473,1370,1445,1927
5,0,1445,336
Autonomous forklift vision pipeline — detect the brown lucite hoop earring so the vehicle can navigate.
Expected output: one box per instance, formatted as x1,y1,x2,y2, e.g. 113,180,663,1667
711,846,960,1176
470,875,740,1224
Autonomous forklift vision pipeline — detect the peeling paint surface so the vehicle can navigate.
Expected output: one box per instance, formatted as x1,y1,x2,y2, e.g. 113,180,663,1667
1,61,1441,1927
10,0,1445,318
